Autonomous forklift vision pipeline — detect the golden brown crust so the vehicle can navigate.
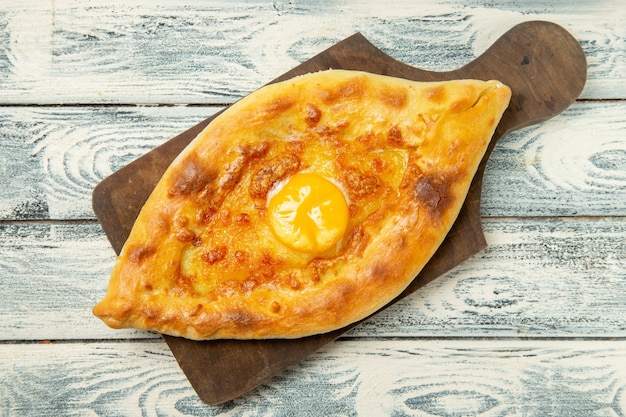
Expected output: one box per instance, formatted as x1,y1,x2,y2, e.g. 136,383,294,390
93,70,511,339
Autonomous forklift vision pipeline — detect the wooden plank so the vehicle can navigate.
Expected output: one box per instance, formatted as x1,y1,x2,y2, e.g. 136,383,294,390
0,221,146,340
482,100,626,217
0,106,213,220
1,101,624,221
354,216,626,338
1,217,624,340
0,1,622,104
1,339,625,415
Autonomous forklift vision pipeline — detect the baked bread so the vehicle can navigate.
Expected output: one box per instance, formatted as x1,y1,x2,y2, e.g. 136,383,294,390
93,69,511,339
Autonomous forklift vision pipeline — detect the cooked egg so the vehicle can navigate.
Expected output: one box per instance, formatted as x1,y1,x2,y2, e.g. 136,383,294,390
267,172,349,253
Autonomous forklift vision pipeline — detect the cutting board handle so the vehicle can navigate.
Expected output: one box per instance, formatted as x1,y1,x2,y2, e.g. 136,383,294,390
452,20,587,135
445,21,587,244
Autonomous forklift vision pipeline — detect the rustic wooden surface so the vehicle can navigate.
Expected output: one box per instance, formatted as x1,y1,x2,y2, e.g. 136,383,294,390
0,1,625,415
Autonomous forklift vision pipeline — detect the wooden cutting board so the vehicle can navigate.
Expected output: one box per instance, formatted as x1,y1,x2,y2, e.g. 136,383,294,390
92,21,586,405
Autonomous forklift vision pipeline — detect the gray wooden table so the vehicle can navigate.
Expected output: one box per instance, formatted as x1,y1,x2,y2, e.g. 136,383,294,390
1,1,625,416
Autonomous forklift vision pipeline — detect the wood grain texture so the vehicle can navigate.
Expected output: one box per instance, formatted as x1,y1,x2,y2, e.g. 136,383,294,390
354,216,626,338
0,0,622,104
1,339,626,416
0,106,213,220
0,221,136,340
0,0,624,413
1,218,623,341
1,101,624,221
482,101,626,217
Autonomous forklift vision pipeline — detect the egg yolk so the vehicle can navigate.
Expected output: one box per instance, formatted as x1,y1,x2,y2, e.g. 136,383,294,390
267,172,349,253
